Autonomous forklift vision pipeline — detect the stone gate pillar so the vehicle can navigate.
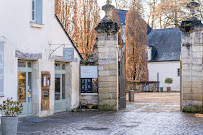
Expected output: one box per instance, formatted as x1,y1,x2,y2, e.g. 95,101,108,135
179,1,203,112
95,4,120,111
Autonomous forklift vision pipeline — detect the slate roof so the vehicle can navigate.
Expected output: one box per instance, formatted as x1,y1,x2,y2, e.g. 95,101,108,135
117,9,152,34
148,28,181,62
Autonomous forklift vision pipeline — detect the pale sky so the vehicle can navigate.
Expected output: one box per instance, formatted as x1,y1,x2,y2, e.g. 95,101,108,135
98,0,149,22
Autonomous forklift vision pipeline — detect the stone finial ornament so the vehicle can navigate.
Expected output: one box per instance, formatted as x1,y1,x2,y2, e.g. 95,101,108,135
179,0,202,32
102,4,115,22
95,3,119,33
106,0,112,5
187,0,200,18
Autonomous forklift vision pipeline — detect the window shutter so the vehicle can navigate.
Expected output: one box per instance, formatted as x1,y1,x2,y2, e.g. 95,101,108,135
36,0,42,24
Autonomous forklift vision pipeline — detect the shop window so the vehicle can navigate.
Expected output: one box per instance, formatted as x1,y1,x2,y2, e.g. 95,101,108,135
62,74,65,99
18,62,26,67
28,62,32,68
62,64,65,70
55,63,60,70
55,74,60,100
18,72,26,102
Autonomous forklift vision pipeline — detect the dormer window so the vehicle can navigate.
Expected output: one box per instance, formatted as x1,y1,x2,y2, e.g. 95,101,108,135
31,0,42,24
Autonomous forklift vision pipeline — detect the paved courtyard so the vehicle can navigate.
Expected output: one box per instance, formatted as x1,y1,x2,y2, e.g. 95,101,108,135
2,92,203,135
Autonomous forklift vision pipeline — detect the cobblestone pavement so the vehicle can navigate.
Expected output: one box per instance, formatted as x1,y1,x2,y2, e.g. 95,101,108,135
3,92,203,135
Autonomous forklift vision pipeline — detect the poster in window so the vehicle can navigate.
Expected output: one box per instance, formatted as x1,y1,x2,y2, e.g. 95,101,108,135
81,78,92,93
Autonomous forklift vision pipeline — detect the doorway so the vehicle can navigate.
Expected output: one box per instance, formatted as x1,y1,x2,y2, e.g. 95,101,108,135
18,61,33,117
54,63,66,113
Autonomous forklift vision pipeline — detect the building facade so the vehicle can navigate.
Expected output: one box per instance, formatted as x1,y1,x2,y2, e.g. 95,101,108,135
148,28,181,92
0,0,81,117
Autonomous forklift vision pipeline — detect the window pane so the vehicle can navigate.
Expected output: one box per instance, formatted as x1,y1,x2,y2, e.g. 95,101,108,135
28,72,32,102
28,62,32,68
55,63,60,70
32,0,35,10
62,74,65,99
32,0,35,20
18,62,26,67
32,11,35,20
62,64,65,70
18,72,26,102
55,74,60,100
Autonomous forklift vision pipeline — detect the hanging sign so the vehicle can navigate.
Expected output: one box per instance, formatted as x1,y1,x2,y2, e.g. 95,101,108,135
63,48,74,61
0,42,4,96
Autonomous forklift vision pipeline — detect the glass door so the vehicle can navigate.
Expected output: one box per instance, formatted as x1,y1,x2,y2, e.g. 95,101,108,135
55,74,61,100
54,63,66,112
18,61,32,117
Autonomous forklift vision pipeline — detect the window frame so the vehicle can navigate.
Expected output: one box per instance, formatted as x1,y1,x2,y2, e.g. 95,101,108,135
31,0,37,23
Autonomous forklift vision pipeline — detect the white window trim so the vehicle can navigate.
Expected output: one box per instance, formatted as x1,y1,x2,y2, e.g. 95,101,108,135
30,22,43,28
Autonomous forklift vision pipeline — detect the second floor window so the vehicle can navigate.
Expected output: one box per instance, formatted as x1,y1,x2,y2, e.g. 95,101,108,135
31,0,42,24
32,0,36,22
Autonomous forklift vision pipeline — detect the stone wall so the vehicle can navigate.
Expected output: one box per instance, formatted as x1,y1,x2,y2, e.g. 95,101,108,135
95,4,120,111
180,28,203,112
97,33,119,111
127,81,159,92
80,95,99,106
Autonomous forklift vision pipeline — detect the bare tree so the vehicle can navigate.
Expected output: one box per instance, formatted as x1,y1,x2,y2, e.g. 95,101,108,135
125,0,148,81
55,0,100,58
114,0,129,9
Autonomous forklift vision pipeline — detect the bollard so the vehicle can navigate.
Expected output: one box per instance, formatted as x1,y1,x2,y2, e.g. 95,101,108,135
128,90,134,102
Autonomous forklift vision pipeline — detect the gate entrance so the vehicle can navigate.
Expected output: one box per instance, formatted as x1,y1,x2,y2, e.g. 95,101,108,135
118,47,126,109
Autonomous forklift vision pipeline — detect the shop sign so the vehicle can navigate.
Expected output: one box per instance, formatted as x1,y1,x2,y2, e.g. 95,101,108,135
63,48,74,61
0,42,4,96
81,66,98,78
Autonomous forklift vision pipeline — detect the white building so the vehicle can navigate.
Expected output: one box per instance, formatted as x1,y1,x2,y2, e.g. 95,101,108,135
0,0,82,117
148,28,181,92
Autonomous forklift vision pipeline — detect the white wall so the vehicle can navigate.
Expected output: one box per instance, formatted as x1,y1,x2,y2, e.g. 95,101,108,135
0,0,81,117
148,61,180,92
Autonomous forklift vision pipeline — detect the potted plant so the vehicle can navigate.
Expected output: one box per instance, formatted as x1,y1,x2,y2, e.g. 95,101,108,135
165,78,173,92
0,97,23,135
87,104,93,109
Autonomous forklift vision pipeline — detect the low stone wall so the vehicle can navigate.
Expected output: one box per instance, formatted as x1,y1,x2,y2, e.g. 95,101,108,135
127,81,159,92
80,95,99,106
